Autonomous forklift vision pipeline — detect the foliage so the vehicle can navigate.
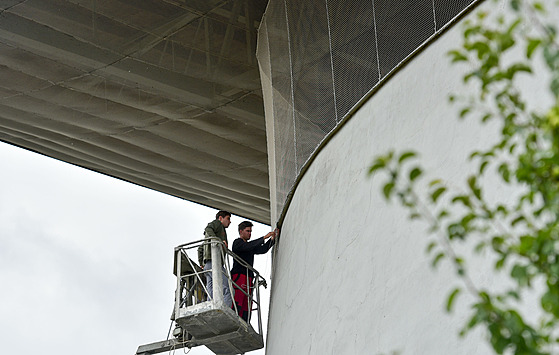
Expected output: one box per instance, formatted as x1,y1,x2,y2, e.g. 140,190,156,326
369,0,559,353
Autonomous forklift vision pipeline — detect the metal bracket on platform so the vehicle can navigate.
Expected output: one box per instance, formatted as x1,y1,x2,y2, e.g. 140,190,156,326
135,337,195,355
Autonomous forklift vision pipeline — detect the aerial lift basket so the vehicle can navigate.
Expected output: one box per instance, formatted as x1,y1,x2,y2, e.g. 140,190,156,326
136,238,266,355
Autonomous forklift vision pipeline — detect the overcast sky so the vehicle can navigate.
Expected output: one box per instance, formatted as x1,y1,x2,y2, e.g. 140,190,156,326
0,141,272,355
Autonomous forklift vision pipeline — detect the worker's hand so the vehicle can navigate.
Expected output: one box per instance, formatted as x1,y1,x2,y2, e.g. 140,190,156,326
272,228,279,240
264,231,274,240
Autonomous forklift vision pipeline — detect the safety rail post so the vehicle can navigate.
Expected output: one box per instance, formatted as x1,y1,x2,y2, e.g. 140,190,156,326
256,276,263,334
174,248,182,320
210,239,224,306
223,248,239,317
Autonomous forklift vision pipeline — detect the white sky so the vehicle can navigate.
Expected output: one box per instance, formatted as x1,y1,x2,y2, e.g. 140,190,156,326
0,141,272,355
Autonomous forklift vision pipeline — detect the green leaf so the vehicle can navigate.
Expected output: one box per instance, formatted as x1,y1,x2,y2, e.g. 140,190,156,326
448,50,468,63
498,163,511,182
448,223,466,240
368,162,385,175
541,289,559,317
452,195,472,208
509,143,517,154
533,2,545,12
505,63,532,79
491,235,505,250
526,38,542,59
426,241,437,254
429,179,443,187
446,288,461,312
479,160,489,174
474,241,486,253
507,18,522,35
383,182,395,199
511,264,530,286
544,47,559,71
469,151,480,159
551,77,559,98
511,215,526,226
409,212,421,220
459,107,471,118
398,151,417,163
464,23,482,38
470,41,491,60
517,235,534,253
432,252,445,267
431,187,447,202
438,209,449,219
467,176,481,200
495,205,508,216
482,113,493,122
409,167,422,181
495,257,506,270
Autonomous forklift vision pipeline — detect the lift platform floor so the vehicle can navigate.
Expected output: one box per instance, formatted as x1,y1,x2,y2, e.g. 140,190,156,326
176,301,264,354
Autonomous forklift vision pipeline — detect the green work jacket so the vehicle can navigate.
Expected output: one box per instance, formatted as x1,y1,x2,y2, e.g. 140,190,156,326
197,219,228,265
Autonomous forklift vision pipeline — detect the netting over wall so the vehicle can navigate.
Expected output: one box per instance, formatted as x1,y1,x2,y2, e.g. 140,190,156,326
257,0,478,224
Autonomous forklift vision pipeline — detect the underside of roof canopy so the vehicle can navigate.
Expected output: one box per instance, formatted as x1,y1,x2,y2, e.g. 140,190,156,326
0,0,271,224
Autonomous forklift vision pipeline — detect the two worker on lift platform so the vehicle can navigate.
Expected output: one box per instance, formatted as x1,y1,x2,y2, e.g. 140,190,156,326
198,210,278,321
138,211,275,355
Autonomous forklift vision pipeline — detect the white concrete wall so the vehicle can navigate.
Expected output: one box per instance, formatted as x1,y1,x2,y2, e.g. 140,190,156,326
264,4,532,354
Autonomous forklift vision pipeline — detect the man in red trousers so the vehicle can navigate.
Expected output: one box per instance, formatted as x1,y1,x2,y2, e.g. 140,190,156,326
230,221,277,321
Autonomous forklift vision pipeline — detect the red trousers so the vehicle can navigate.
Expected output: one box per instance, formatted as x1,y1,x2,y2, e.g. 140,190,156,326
231,273,253,321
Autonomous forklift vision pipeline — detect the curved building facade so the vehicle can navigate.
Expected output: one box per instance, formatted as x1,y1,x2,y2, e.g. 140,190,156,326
256,0,524,353
257,0,479,224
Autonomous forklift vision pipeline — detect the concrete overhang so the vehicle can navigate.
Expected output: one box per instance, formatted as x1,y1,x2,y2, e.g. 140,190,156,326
0,0,270,224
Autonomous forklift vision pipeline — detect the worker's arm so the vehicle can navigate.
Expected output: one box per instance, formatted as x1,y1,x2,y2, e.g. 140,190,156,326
232,237,262,253
255,238,274,254
253,229,277,254
232,235,274,254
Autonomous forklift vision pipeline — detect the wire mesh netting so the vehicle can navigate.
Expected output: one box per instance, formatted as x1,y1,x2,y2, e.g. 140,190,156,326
257,0,478,224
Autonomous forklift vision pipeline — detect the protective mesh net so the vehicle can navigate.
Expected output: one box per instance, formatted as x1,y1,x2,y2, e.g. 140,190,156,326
257,0,477,223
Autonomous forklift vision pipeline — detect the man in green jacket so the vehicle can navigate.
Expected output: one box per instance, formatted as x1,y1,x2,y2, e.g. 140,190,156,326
198,210,232,306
